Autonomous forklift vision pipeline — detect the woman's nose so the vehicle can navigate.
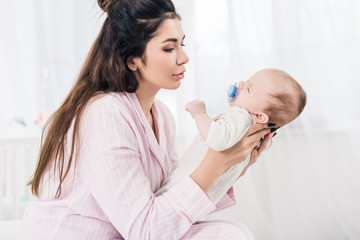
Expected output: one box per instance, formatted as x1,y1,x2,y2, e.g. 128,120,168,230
177,48,189,65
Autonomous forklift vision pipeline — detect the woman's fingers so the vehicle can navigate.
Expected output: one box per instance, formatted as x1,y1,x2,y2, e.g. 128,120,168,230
237,128,275,179
239,148,258,178
246,127,271,148
231,125,271,158
257,132,274,154
245,122,268,136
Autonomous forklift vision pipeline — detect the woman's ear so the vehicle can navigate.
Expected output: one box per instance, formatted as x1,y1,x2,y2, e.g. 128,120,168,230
251,112,269,124
127,56,138,71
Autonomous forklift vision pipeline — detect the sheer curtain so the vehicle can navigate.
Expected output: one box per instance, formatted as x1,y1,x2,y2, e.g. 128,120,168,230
0,0,104,138
1,0,360,239
174,0,360,239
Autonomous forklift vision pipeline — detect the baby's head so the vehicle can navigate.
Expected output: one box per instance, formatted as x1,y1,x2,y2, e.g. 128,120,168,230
231,68,307,127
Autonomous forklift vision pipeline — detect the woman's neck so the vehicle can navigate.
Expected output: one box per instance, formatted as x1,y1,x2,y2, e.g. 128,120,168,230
135,85,158,139
135,84,158,118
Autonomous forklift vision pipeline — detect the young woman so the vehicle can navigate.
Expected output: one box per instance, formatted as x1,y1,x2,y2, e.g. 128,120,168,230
17,0,273,239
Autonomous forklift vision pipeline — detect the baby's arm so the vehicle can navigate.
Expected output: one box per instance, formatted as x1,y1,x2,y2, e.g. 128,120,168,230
185,100,212,141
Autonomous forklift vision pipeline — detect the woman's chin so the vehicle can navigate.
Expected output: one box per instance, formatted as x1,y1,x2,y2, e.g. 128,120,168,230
165,81,181,90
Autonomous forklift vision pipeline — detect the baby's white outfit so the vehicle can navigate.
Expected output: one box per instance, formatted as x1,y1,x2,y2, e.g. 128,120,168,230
156,107,262,205
205,107,253,151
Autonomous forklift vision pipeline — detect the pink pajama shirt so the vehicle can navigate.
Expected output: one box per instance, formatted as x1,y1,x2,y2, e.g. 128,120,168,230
16,92,254,240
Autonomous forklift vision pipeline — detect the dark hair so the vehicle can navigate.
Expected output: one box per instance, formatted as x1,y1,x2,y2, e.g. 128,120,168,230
29,0,180,198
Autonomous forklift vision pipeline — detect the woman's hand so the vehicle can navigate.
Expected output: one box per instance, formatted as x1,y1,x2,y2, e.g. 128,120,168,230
212,123,272,171
190,123,272,193
238,131,275,179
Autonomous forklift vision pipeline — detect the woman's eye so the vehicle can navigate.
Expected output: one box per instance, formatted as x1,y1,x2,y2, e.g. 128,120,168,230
164,47,175,52
181,43,186,47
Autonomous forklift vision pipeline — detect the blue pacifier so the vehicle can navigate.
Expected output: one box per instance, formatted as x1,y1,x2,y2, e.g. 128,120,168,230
227,82,239,103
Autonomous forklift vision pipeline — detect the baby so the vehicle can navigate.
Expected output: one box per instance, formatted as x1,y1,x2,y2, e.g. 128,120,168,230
155,68,307,204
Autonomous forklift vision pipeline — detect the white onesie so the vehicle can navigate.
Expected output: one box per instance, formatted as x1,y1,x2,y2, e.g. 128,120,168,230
206,107,253,151
156,107,262,204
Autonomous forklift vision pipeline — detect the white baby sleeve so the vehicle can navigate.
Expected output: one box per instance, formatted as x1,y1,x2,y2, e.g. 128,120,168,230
206,107,253,151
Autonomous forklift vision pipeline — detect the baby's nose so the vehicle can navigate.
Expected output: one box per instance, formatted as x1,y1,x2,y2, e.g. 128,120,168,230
238,81,246,89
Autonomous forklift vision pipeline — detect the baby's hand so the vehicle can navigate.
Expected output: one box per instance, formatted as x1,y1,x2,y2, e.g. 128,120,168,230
185,100,207,118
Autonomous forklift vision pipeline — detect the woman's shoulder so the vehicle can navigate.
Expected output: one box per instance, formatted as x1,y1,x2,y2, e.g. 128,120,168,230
84,91,133,112
79,92,139,132
82,92,133,119
87,91,126,106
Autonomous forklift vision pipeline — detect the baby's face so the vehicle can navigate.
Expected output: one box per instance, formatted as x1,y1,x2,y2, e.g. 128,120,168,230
231,70,288,115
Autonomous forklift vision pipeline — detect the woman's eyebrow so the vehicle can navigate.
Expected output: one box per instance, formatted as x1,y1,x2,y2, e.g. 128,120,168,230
162,35,185,43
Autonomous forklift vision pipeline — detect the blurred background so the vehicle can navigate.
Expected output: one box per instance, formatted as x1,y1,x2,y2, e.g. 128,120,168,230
1,0,360,239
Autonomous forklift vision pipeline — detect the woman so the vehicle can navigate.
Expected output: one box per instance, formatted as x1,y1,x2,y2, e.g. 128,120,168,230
17,0,273,239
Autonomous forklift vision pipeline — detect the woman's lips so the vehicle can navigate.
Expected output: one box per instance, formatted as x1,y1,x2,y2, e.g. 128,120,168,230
172,71,185,80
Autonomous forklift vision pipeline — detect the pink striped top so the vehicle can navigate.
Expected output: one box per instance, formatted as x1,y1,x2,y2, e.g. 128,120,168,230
17,92,236,240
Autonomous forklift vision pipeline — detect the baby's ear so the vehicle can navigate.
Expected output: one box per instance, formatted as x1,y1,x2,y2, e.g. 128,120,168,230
251,112,269,124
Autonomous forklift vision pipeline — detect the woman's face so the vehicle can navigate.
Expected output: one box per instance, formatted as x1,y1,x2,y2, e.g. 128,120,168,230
131,18,189,92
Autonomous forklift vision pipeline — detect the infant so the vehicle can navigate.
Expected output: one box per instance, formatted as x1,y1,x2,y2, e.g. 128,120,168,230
156,68,307,204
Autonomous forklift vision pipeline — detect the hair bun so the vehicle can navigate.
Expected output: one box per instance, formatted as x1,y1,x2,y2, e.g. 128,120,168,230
98,0,118,12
